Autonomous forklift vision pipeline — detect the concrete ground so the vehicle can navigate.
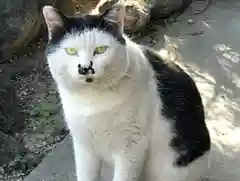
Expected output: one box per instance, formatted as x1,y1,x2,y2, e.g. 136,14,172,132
24,0,240,181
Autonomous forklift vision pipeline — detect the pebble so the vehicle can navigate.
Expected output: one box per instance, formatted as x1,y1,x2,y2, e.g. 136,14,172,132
188,19,195,24
0,166,4,174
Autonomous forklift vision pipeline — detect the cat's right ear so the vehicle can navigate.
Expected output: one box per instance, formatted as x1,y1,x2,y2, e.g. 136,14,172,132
42,6,64,40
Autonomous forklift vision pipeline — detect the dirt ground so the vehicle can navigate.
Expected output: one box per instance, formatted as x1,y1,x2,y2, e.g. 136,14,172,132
0,32,70,181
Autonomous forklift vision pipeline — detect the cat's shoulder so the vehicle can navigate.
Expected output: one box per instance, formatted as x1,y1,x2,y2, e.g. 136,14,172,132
141,46,189,81
141,46,202,101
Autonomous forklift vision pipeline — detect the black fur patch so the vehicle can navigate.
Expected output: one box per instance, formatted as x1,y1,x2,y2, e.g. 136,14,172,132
143,47,210,167
45,13,125,55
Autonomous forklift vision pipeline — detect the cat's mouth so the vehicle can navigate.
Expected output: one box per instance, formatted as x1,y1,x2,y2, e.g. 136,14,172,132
85,77,94,83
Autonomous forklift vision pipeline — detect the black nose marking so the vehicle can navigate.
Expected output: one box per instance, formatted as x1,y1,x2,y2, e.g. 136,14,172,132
78,61,95,75
78,67,88,75
89,67,95,74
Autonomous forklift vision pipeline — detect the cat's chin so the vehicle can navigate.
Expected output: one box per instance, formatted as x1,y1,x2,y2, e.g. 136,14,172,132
57,77,95,89
74,77,95,85
85,77,94,83
76,77,95,84
68,73,97,84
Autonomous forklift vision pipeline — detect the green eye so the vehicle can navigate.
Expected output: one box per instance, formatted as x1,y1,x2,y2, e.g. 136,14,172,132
94,46,108,55
65,48,78,55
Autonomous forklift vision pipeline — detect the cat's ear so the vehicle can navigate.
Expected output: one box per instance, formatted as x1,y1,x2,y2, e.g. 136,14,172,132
42,6,65,40
102,0,125,29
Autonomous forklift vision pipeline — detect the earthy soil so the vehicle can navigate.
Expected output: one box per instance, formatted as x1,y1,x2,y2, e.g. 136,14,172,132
0,31,70,181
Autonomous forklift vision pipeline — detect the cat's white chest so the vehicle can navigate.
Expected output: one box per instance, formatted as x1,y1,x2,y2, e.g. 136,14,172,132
62,91,154,163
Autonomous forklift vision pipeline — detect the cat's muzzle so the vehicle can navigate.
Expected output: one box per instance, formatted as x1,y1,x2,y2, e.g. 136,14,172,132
77,61,95,83
77,61,95,76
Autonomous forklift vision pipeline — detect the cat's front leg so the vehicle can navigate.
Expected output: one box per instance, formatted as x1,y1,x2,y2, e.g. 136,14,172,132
113,148,147,181
73,141,101,181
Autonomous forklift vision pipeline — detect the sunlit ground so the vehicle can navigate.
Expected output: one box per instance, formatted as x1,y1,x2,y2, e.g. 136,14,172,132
158,38,240,181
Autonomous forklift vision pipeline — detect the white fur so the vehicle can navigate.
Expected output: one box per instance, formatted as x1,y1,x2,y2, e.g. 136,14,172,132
46,29,209,181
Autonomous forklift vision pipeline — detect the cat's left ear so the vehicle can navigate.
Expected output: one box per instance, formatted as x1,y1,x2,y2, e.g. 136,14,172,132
102,0,125,30
42,6,65,40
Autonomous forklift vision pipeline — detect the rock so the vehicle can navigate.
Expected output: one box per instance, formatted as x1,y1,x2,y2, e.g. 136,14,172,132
149,0,192,20
90,0,193,33
94,0,150,33
0,166,4,174
0,0,75,60
73,0,100,14
123,0,150,32
0,131,25,166
51,0,76,15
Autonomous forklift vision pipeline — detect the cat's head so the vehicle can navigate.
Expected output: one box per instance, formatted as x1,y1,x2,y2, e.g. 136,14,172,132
42,1,128,90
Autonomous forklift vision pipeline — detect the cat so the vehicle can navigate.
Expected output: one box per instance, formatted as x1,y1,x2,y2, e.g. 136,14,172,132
42,1,211,181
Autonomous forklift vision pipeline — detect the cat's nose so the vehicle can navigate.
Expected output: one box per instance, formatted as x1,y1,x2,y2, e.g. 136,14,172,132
78,61,95,75
78,66,88,75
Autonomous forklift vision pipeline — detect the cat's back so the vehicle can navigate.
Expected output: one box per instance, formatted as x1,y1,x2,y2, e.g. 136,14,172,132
142,46,210,167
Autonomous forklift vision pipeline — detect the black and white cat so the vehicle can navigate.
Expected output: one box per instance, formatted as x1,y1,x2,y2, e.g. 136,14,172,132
42,1,211,181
